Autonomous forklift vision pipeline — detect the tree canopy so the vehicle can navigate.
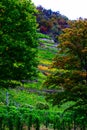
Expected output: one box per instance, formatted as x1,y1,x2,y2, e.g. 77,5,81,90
44,19,87,113
36,5,68,42
0,0,38,87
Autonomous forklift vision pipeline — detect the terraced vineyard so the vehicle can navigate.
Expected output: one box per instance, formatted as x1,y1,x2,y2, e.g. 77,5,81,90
0,34,87,130
0,33,59,109
0,34,62,130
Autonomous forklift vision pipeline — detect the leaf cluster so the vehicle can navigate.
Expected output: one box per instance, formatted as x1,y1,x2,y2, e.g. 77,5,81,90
44,19,87,112
0,0,38,87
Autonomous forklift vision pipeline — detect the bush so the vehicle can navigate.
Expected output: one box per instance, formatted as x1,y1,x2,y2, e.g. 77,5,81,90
36,102,49,110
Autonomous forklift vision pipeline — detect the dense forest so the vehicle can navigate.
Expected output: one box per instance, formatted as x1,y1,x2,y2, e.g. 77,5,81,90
36,6,68,42
0,0,87,130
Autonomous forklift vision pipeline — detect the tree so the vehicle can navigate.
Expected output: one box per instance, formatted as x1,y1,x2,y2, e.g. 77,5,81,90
36,5,68,42
0,0,38,87
44,19,87,113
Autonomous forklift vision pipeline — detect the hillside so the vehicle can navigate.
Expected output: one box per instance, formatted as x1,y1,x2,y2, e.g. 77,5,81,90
0,1,87,129
0,3,68,123
0,33,58,109
36,6,69,42
0,32,86,129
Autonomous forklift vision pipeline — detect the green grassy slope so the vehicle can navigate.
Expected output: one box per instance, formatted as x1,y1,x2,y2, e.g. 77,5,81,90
1,33,73,113
0,33,59,111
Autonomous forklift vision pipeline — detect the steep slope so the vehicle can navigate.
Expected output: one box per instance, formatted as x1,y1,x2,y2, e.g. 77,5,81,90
0,33,58,109
36,6,69,42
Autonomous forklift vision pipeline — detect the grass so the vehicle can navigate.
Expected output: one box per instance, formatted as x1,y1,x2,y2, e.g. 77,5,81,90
19,36,60,111
8,89,47,106
37,32,51,39
0,33,65,113
38,48,56,62
38,39,54,44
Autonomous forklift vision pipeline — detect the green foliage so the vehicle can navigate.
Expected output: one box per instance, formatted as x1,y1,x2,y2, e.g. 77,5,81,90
38,47,57,62
37,33,50,39
0,88,49,108
36,102,49,110
0,105,87,129
0,0,38,87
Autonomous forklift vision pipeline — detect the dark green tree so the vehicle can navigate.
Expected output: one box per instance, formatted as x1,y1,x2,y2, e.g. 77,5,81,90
0,0,38,87
44,19,87,113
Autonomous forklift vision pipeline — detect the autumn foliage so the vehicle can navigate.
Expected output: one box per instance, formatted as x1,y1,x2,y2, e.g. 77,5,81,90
44,19,87,112
36,6,68,42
